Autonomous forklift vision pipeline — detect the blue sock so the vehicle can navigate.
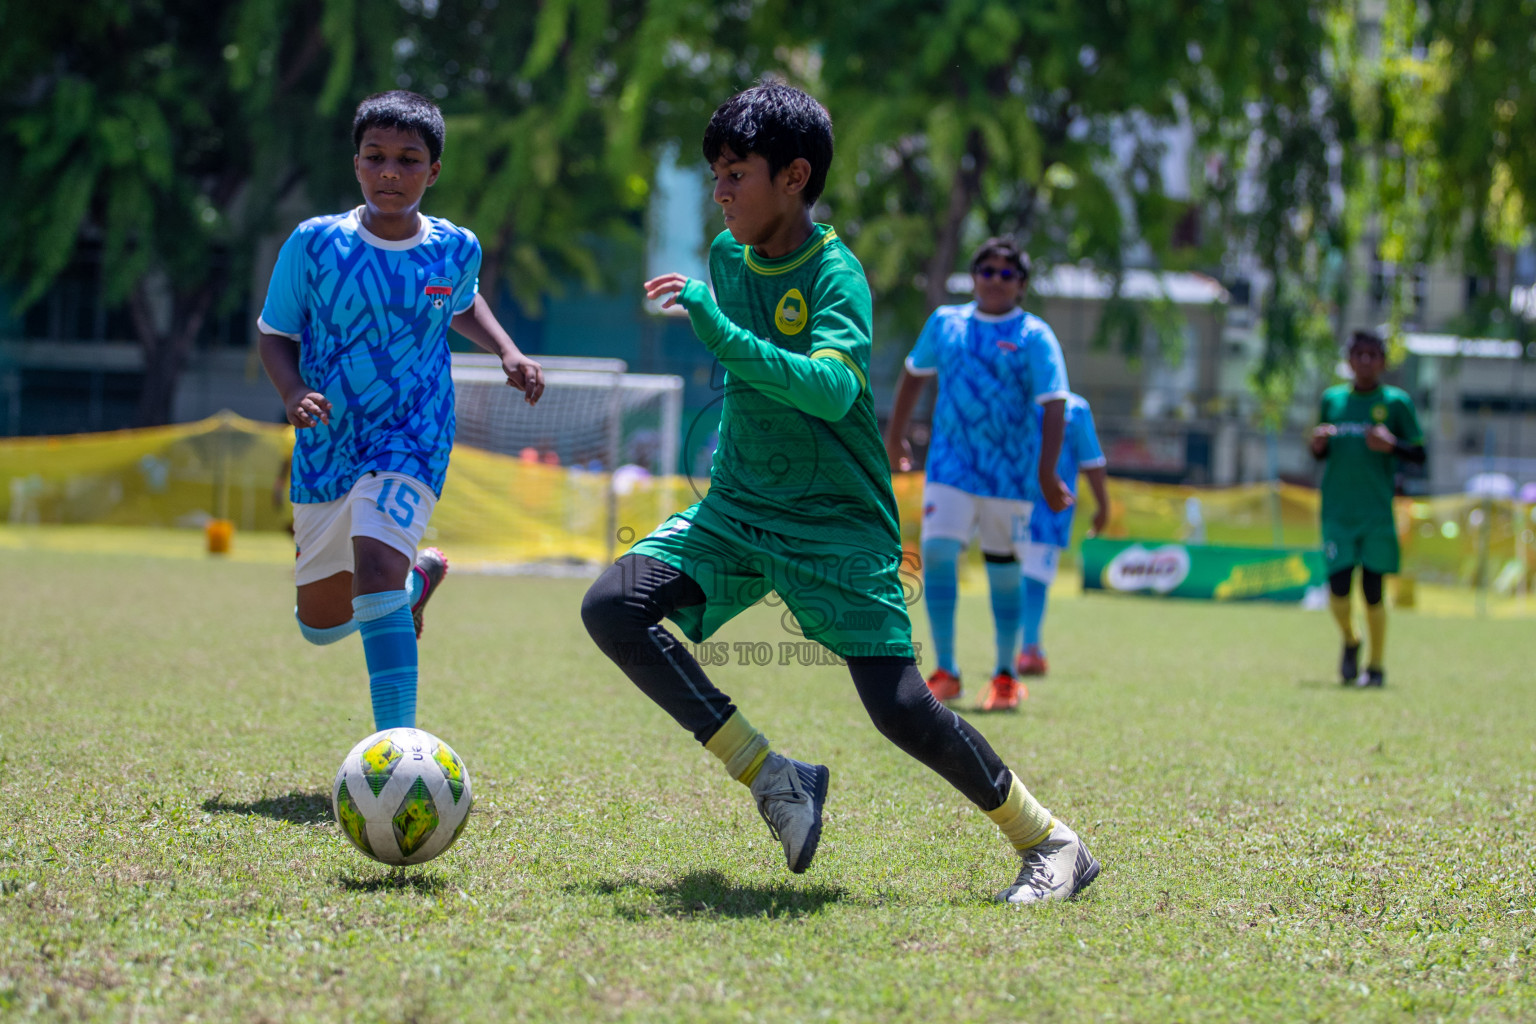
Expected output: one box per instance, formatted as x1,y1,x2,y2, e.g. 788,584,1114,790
1022,577,1049,655
353,590,417,731
922,538,964,674
295,609,358,646
985,559,1022,675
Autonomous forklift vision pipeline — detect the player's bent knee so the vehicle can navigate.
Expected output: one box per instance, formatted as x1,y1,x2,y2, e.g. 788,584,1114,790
579,578,623,643
351,537,412,592
867,694,942,752
1361,570,1384,606
580,564,649,643
849,659,942,751
1328,568,1354,598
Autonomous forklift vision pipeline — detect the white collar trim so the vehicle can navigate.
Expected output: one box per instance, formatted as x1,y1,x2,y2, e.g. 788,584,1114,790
972,305,1024,323
351,207,430,250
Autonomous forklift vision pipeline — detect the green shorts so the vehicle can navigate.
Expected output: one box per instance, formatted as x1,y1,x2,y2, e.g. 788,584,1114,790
1322,520,1400,576
628,500,916,659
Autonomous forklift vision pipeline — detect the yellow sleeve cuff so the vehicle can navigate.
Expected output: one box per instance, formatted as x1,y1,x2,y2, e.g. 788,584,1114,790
810,347,868,393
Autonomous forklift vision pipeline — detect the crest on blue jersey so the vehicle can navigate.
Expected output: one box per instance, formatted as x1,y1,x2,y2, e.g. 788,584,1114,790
424,277,454,309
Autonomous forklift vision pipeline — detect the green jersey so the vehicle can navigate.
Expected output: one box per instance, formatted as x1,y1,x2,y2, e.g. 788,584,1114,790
1318,384,1423,528
698,225,900,551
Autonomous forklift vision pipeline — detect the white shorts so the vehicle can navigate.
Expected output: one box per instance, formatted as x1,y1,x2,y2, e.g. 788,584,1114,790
1022,542,1063,584
293,472,437,586
919,481,1033,559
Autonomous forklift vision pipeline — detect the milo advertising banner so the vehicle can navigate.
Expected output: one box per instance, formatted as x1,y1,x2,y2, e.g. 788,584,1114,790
1081,538,1327,602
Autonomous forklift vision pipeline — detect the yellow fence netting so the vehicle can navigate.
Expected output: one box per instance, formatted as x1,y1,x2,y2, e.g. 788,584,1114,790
1,413,1532,599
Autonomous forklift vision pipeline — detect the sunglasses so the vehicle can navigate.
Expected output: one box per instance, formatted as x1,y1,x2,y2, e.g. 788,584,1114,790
975,266,1019,281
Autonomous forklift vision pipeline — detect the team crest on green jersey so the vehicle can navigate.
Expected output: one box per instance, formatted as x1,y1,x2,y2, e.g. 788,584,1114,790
775,289,807,335
1372,404,1388,423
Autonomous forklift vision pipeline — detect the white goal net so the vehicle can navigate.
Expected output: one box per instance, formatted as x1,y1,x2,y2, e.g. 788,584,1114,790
452,354,683,475
451,354,685,564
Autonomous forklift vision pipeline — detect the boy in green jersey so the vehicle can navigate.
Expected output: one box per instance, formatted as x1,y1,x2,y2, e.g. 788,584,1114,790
1311,331,1425,687
582,83,1099,904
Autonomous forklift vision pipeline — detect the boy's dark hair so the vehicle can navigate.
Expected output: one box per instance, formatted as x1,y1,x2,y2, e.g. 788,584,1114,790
1349,330,1386,354
353,91,446,164
970,237,1030,279
702,81,834,206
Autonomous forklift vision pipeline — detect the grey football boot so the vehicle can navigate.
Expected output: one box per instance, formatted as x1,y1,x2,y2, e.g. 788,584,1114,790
749,752,830,874
997,819,1101,904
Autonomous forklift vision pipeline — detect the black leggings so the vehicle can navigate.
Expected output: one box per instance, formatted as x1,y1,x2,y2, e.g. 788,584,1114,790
1330,567,1383,605
581,554,1013,811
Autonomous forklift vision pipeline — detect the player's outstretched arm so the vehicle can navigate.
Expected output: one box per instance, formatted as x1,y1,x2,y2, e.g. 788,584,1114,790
1037,399,1074,513
645,274,859,421
451,294,545,405
258,332,331,429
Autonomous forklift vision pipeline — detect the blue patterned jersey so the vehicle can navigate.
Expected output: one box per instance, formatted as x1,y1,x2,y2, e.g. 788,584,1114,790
1029,393,1106,548
258,209,480,503
905,303,1069,501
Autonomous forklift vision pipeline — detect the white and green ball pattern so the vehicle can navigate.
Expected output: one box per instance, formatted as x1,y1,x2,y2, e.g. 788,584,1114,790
332,728,472,866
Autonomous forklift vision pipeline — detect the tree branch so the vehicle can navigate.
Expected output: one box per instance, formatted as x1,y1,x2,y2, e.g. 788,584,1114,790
923,128,988,310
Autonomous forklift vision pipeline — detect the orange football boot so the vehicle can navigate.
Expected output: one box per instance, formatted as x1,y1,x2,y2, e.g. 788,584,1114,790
981,671,1026,711
925,667,963,702
1014,647,1048,677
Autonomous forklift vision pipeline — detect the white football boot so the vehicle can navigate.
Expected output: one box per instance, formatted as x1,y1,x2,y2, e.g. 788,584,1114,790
996,819,1100,904
749,752,830,874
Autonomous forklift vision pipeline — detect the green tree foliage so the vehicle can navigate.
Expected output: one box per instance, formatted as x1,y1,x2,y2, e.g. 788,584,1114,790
388,0,791,315
6,0,1534,429
0,0,400,425
749,0,1344,371
388,0,650,315
1360,0,1535,336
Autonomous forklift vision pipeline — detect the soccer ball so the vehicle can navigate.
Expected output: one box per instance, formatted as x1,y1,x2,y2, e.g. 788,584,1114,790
332,728,473,866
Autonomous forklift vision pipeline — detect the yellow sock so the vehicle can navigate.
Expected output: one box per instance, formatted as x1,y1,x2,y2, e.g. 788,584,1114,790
985,772,1055,851
1365,603,1387,669
1329,594,1357,646
703,710,770,785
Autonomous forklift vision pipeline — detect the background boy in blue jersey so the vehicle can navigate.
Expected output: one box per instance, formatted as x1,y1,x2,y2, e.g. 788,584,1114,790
885,238,1072,712
257,91,544,732
1017,393,1109,677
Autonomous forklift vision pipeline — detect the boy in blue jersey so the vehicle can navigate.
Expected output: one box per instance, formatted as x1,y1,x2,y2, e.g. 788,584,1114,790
885,239,1073,712
257,91,544,731
1017,394,1109,677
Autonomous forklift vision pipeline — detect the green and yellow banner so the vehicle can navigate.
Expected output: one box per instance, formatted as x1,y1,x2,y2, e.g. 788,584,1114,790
1081,537,1328,602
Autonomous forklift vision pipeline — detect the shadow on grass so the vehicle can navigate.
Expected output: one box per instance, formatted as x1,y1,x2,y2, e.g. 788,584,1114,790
202,790,333,824
1297,678,1355,690
336,872,448,895
574,869,847,920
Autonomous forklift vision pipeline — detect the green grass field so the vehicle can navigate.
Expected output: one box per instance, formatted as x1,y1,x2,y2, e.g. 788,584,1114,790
1,539,1533,1023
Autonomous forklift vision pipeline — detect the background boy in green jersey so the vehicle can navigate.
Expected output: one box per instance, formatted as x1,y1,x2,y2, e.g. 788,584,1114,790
1311,330,1425,687
581,82,1099,904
